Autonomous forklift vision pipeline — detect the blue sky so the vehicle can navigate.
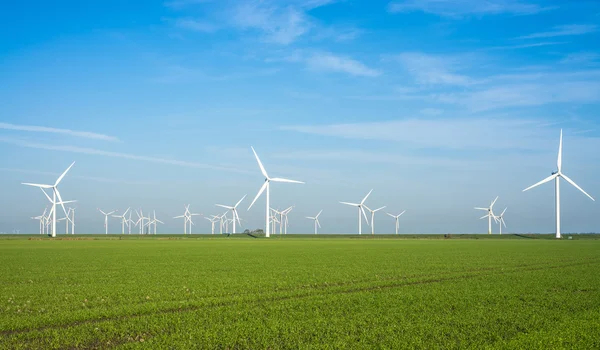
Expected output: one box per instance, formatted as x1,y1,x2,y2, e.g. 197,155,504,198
1,0,599,234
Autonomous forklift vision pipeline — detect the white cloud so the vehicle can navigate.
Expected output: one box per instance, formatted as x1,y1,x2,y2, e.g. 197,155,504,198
174,18,218,32
0,122,119,142
518,24,598,39
388,0,551,17
560,52,600,65
393,52,474,86
231,2,312,44
0,168,153,186
484,41,566,50
0,137,251,174
281,118,558,150
306,52,381,77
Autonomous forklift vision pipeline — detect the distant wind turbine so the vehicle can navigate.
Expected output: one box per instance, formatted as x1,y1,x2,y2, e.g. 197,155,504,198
340,189,372,235
386,211,406,235
98,208,116,234
523,129,594,239
112,208,130,235
22,162,75,237
247,147,304,238
475,196,499,235
216,195,246,234
306,210,322,234
364,205,386,235
495,208,507,235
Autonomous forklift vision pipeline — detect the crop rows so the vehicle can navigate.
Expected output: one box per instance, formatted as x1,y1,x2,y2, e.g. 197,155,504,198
1,238,599,348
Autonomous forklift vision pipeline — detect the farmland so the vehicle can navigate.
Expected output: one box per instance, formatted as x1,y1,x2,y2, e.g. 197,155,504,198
1,235,599,348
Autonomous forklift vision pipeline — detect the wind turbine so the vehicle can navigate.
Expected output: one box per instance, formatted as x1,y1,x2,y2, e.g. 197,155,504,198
136,209,145,234
152,211,163,234
247,147,304,238
127,211,134,234
22,162,75,238
495,208,507,235
340,189,372,235
67,208,76,235
364,205,386,235
112,208,130,235
32,210,45,235
306,210,322,234
216,195,246,234
98,209,116,234
523,129,595,239
281,206,293,234
386,211,406,235
205,216,220,234
475,196,499,234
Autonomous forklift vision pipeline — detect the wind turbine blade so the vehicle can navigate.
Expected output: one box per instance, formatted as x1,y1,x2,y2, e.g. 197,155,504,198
235,194,247,208
386,213,394,218
399,210,406,216
54,189,68,218
361,206,369,224
502,218,507,228
108,211,116,215
22,183,53,189
340,201,359,207
361,189,373,204
251,146,269,179
316,210,322,218
157,220,164,224
124,208,130,216
501,208,507,216
374,206,386,212
99,209,106,215
306,217,314,219
474,207,488,211
490,196,498,208
557,129,563,172
216,204,234,209
316,219,321,228
271,177,304,184
248,181,268,210
561,174,595,201
40,188,53,203
480,214,489,220
523,174,557,192
55,162,75,186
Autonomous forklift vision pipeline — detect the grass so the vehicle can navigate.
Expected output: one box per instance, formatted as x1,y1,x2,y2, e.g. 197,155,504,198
1,236,599,348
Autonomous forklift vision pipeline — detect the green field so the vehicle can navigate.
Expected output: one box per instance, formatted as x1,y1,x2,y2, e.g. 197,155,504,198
1,235,599,348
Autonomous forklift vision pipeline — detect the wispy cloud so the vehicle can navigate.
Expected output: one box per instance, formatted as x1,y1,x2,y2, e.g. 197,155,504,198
0,168,153,186
392,52,474,86
484,41,566,50
231,2,312,44
306,52,381,77
387,0,552,17
0,137,252,175
518,24,598,39
281,118,558,150
0,122,120,142
560,52,600,65
174,18,218,32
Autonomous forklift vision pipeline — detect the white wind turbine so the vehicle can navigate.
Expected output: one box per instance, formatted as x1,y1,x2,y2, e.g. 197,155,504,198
32,209,46,235
136,209,145,234
127,211,134,234
205,216,220,234
98,208,116,234
386,211,406,235
281,206,293,234
112,208,130,235
475,196,499,235
306,210,322,234
523,129,595,239
340,189,372,235
216,195,246,234
22,162,75,238
495,208,507,235
247,147,304,238
67,208,76,235
364,205,386,235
